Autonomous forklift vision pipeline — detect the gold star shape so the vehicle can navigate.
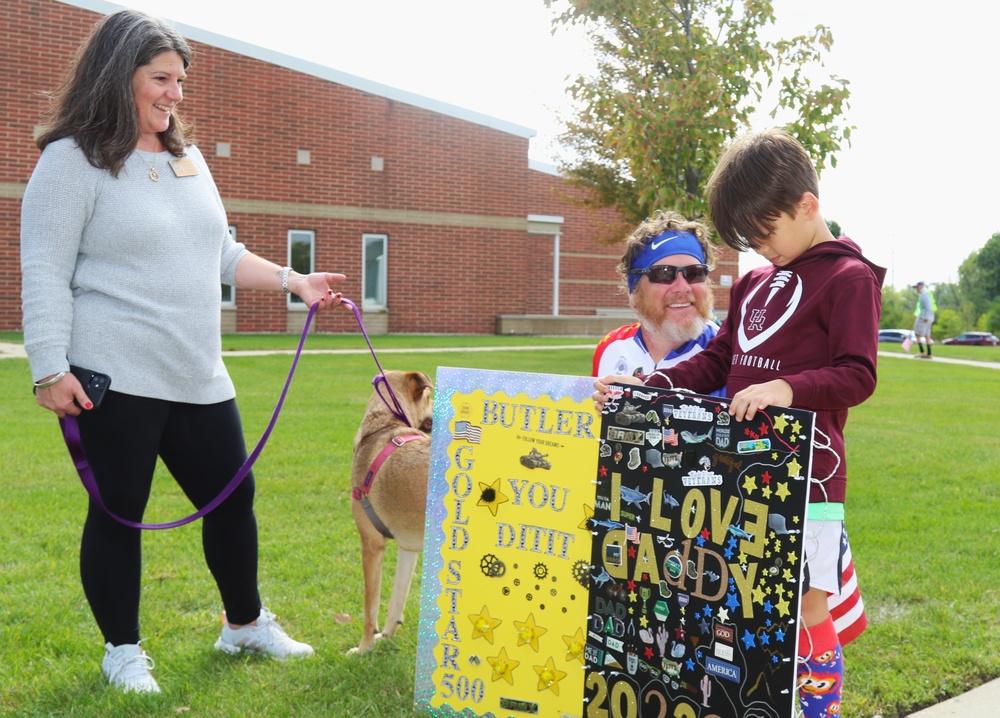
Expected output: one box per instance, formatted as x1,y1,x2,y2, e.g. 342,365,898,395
739,551,748,564
773,414,789,433
639,615,649,628
789,534,796,544
742,474,758,493
562,628,586,664
762,485,772,499
775,482,791,502
487,647,519,684
775,596,791,617
579,504,594,531
628,590,637,602
786,550,798,566
477,479,509,517
783,568,794,582
752,585,767,605
534,657,567,695
771,452,779,461
791,420,803,435
468,605,502,643
514,613,547,652
774,539,782,552
786,458,803,479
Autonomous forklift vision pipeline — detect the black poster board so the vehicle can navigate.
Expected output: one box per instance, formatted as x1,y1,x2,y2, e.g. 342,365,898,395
584,384,815,718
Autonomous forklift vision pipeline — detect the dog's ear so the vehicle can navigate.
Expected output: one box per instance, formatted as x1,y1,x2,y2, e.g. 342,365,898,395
406,371,433,400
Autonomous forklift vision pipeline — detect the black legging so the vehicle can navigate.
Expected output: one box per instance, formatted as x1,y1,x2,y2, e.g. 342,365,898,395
76,392,261,646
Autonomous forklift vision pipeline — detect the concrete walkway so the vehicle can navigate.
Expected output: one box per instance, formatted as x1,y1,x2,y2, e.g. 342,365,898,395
907,677,1000,717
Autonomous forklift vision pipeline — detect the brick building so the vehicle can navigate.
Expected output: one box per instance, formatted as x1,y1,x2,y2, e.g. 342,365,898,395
1,0,738,335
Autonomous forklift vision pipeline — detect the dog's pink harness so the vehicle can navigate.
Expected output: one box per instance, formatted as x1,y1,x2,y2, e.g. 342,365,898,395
354,433,427,539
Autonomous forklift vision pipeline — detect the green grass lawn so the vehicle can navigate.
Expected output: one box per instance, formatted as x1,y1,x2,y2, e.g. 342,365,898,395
1,339,998,717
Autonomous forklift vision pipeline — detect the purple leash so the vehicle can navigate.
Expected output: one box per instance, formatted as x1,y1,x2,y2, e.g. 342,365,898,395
60,301,321,530
60,297,412,530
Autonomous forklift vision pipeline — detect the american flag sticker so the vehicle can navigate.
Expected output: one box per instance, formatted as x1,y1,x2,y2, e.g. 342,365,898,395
453,420,483,444
662,428,679,446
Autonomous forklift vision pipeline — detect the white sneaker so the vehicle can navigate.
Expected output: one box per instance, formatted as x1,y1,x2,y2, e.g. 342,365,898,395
101,642,160,694
214,608,314,659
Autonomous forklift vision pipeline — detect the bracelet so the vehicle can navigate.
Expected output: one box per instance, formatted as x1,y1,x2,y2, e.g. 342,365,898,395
33,371,67,388
281,266,291,294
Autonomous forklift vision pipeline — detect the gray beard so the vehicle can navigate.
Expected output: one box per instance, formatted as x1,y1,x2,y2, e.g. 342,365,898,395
639,312,708,346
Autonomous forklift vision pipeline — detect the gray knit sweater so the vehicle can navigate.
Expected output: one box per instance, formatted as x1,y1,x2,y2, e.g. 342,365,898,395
20,138,249,404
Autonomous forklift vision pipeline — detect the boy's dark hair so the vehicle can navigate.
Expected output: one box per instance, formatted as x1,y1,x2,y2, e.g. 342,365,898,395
35,9,193,176
707,128,819,252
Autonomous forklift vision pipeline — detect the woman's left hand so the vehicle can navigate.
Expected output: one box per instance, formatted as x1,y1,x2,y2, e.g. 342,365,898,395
289,271,347,309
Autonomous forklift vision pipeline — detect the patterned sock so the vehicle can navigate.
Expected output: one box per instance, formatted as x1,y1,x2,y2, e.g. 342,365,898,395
797,617,843,718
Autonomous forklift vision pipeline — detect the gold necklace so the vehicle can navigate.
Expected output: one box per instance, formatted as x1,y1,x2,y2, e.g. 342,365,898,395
136,142,161,181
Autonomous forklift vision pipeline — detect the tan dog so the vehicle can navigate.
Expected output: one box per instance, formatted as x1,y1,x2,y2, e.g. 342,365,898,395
347,370,433,655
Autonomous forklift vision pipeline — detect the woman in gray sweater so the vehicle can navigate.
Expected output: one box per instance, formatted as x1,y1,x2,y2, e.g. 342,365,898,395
20,9,345,694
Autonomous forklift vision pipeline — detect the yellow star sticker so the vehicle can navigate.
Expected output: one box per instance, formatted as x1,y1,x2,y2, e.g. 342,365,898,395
628,590,637,602
775,482,791,502
791,420,802,435
775,596,791,617
738,551,748,564
562,628,586,664
783,568,794,582
468,605,502,643
773,414,789,433
579,504,594,530
752,585,766,605
487,647,519,684
639,615,649,628
786,550,798,566
742,474,758,493
762,485,772,499
771,452,779,461
534,657,567,695
786,458,803,479
514,613,547,652
477,479,509,517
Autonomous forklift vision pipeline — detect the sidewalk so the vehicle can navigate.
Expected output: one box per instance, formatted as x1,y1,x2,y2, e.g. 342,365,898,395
907,677,1000,717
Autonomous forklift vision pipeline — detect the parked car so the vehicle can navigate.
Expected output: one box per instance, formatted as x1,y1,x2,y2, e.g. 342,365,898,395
941,332,1000,346
878,329,917,343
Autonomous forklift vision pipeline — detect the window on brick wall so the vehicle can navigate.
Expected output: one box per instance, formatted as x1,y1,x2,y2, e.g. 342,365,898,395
363,233,387,311
288,229,315,305
221,225,236,306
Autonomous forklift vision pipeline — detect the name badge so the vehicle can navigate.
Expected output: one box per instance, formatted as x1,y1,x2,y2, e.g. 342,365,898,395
168,158,199,177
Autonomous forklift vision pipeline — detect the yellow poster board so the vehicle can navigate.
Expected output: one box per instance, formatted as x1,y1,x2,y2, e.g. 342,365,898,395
414,368,599,717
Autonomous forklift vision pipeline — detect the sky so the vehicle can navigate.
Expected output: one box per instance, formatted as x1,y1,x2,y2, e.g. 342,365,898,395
106,0,1000,289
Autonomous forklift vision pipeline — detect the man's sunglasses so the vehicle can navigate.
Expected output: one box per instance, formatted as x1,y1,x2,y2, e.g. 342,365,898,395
628,263,709,285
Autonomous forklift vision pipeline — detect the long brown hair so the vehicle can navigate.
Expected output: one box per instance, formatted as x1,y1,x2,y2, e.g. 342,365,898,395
35,9,193,176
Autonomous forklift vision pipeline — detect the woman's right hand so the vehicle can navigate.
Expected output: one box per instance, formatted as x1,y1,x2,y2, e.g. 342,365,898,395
34,373,92,418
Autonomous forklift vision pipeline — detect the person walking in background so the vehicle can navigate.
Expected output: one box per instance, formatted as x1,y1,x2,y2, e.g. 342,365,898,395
592,210,725,396
20,9,346,694
594,128,881,718
913,281,936,358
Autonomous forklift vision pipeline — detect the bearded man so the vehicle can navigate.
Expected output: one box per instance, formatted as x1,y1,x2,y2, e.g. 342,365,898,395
592,210,725,396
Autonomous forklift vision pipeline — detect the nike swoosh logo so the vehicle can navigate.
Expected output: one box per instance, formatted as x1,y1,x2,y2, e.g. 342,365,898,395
650,236,677,250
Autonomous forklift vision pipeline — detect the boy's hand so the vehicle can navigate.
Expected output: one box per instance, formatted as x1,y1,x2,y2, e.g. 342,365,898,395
729,379,793,421
593,374,642,410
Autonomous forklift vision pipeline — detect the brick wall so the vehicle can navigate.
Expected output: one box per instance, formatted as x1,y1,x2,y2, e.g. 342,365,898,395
1,0,737,335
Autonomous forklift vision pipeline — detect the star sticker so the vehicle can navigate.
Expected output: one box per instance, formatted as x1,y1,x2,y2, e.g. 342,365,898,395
763,600,773,614
533,657,567,695
786,458,803,478
791,420,802,434
562,628,586,663
773,414,789,433
644,646,654,659
761,470,772,484
627,579,636,591
752,586,767,605
639,615,649,628
762,485,772,499
775,628,787,642
738,551,748,565
599,464,608,477
783,568,795,583
771,452,779,461
628,545,637,558
758,421,769,436
514,613,548,652
775,482,791,502
775,597,791,617
700,527,711,541
786,551,798,566
717,607,730,622
741,630,756,649
579,504,594,531
696,534,706,547
742,474,758,493
628,591,637,602
674,625,686,641
469,605,502,643
477,479,509,516
686,658,696,671
487,648,519,685
700,618,711,634
726,592,740,611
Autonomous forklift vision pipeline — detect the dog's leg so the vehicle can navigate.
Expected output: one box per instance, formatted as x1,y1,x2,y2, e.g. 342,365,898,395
348,502,387,655
380,548,420,638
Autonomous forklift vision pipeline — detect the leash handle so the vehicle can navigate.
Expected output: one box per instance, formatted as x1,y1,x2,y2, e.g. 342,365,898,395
339,298,411,427
61,301,320,530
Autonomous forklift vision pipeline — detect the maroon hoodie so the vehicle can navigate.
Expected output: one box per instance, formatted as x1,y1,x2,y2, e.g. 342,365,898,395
646,237,887,504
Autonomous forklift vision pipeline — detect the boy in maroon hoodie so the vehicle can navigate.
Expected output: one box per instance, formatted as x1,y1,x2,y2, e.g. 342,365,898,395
595,128,886,718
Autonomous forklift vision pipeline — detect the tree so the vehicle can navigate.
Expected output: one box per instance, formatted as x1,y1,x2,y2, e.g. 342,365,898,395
826,219,842,237
548,0,853,229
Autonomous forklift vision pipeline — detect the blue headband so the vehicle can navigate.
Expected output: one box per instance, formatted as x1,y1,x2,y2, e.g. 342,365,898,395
628,229,706,291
